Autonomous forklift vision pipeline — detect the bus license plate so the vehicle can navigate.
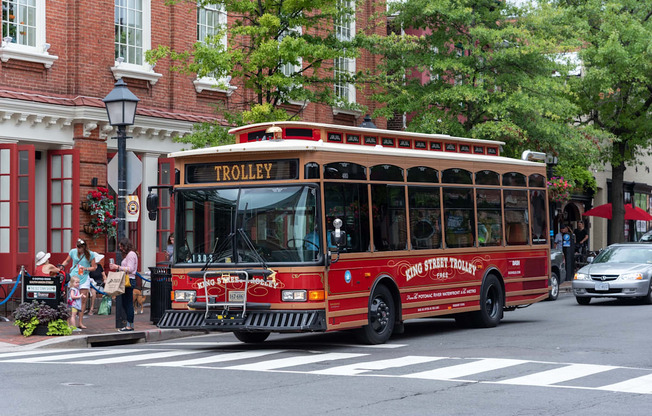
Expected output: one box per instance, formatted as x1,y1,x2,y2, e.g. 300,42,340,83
229,291,245,302
595,282,609,291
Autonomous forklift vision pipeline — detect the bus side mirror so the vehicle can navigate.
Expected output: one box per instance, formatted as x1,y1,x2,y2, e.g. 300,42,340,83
146,192,158,221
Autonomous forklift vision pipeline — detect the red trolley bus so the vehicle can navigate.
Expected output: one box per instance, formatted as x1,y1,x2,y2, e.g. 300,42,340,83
153,121,550,344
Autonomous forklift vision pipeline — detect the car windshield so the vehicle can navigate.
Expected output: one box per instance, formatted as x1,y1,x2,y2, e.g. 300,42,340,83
173,186,321,265
592,246,652,264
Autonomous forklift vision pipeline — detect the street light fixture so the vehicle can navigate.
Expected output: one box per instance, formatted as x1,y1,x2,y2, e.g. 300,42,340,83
103,78,139,328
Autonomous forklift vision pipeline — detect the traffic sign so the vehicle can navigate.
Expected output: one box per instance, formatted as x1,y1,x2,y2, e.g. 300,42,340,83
107,151,142,194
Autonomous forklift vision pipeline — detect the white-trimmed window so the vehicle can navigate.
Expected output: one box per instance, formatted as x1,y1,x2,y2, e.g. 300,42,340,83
279,26,302,78
334,0,355,105
194,3,235,94
0,0,57,67
112,0,161,84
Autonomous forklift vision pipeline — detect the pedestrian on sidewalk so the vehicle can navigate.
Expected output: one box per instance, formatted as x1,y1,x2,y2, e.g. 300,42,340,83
34,251,60,276
109,237,138,332
59,238,97,329
88,253,107,315
67,276,82,331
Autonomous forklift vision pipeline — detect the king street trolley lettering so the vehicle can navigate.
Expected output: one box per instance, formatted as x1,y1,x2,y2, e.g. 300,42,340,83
405,257,477,282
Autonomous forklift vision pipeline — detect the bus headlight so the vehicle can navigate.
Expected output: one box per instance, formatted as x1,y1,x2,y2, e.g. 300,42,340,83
282,290,307,302
174,290,196,302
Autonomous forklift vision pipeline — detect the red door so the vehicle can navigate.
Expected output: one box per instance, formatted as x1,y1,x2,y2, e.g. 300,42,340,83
47,150,79,266
0,144,35,278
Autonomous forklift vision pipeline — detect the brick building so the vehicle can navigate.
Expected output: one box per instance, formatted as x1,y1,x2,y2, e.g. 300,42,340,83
0,0,386,278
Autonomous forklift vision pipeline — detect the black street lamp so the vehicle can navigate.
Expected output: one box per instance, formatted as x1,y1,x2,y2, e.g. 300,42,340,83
546,154,559,245
103,79,139,328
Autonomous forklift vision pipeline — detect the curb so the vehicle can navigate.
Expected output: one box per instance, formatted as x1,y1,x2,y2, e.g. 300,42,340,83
27,328,207,349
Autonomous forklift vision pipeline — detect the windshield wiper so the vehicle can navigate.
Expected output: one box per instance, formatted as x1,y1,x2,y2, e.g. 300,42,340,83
237,228,268,269
200,232,235,271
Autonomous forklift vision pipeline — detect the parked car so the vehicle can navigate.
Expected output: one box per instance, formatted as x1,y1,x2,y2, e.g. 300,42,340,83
639,230,652,242
572,243,652,305
549,248,567,301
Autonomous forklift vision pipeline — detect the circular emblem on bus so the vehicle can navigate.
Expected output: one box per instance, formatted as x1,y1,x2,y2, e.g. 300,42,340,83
344,270,352,284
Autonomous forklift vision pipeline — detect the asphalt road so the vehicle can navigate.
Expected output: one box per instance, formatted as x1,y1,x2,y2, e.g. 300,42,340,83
3,291,652,416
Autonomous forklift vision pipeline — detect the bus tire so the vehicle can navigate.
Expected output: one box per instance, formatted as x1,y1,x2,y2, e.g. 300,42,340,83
469,275,504,328
357,284,395,345
547,271,560,301
233,331,270,343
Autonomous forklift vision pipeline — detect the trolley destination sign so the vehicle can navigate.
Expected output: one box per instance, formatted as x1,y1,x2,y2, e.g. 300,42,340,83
186,159,298,183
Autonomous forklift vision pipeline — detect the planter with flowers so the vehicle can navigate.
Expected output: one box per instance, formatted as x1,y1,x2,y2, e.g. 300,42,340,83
84,186,117,238
547,177,572,204
13,301,72,337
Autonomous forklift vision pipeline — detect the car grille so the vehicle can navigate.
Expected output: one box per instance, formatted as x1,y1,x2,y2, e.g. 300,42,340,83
590,275,618,281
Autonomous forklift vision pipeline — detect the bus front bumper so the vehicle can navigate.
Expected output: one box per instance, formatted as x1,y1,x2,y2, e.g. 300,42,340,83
157,309,327,333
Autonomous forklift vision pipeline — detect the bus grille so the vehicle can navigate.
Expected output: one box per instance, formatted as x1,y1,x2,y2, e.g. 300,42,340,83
157,309,327,332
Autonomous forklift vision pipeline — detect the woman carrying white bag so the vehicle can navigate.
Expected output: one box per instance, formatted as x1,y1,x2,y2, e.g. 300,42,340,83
108,237,138,332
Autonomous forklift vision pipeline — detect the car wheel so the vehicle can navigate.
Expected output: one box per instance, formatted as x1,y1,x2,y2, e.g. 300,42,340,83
233,331,270,343
548,271,560,301
469,275,504,328
643,280,652,305
576,296,591,305
356,284,395,344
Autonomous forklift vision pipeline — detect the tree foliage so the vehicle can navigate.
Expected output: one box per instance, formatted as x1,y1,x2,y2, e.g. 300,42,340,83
148,0,359,148
547,0,652,242
358,0,600,188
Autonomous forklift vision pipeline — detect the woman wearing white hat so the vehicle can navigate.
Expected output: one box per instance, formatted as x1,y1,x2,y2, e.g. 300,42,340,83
34,251,59,276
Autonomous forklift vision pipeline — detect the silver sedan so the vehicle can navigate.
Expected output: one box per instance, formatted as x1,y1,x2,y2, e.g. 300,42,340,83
572,243,652,305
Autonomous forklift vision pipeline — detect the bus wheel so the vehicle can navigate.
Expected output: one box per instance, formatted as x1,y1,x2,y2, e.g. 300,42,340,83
234,331,270,343
469,275,503,328
357,285,395,345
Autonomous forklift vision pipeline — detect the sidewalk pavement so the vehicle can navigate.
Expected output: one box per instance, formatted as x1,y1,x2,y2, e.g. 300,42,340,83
0,305,205,350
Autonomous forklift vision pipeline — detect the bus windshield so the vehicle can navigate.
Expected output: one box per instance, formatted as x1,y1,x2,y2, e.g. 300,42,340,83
174,185,321,265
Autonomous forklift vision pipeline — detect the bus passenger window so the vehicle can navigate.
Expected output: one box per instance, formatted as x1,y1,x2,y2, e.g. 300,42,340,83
323,182,370,252
408,186,441,249
305,162,320,179
504,189,529,245
372,185,407,251
442,168,472,184
370,164,403,182
503,172,527,187
443,188,475,248
407,166,438,183
476,189,502,246
324,162,366,180
530,190,547,244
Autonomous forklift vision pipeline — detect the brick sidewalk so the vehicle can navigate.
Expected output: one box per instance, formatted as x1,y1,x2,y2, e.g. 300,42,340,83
0,305,162,348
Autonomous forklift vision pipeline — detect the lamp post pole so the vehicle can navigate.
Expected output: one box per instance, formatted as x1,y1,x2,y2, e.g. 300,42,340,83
103,79,139,328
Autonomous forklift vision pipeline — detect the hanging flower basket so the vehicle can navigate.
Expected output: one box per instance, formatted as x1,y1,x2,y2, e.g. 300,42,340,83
547,177,572,204
85,187,117,238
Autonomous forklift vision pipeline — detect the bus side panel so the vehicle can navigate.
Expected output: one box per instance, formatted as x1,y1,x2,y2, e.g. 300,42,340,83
327,249,549,321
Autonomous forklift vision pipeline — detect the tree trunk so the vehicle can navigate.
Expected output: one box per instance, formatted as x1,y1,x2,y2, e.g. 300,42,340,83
610,162,626,244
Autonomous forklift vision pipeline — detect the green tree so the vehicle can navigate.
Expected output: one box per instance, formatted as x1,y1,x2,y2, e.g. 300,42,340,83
358,0,599,188
548,0,652,243
148,0,360,148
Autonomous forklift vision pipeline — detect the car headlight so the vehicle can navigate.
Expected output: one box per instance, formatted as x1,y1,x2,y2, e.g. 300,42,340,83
618,272,643,281
574,272,590,280
282,290,307,302
174,290,196,302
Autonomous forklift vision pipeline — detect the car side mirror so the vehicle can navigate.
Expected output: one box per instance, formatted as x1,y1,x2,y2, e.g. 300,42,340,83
586,256,594,264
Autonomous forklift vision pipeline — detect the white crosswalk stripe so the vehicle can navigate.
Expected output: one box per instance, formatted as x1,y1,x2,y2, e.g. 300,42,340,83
597,373,652,394
405,358,528,380
310,356,445,376
496,363,617,386
5,347,652,395
142,350,287,368
222,352,366,371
